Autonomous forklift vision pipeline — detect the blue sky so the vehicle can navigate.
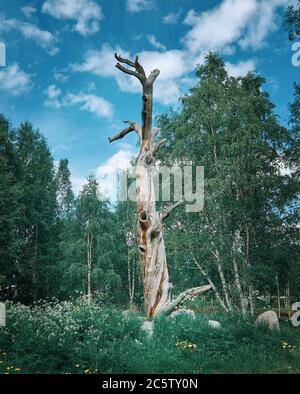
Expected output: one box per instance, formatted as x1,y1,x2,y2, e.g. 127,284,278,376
0,0,299,199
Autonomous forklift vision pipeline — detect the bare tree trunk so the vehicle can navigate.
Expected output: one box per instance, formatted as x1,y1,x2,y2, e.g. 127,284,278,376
211,247,231,310
127,248,135,310
131,257,135,309
232,257,247,316
87,230,92,304
127,247,132,308
32,226,38,301
248,285,254,316
266,290,271,307
82,264,85,294
109,54,211,318
187,241,228,312
244,224,254,316
232,230,251,316
210,126,217,162
287,282,291,319
276,274,281,318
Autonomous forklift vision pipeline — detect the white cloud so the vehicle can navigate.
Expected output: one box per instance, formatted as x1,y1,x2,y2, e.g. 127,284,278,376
116,48,189,105
72,44,188,105
71,44,121,78
0,64,31,96
42,0,103,36
71,0,288,106
71,44,257,105
139,50,187,80
163,11,180,24
71,146,136,198
44,84,62,108
146,35,166,51
225,60,256,77
183,0,257,55
0,15,58,55
183,0,290,55
43,83,114,118
63,92,114,118
126,0,154,13
71,175,87,196
19,23,59,55
21,5,37,18
239,0,290,50
95,148,135,201
54,70,69,82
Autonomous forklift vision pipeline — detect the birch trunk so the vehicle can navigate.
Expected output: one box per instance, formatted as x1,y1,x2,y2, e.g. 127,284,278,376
287,282,291,319
185,233,228,312
87,230,92,304
276,274,281,318
109,54,211,318
232,257,247,316
127,248,135,310
211,247,231,310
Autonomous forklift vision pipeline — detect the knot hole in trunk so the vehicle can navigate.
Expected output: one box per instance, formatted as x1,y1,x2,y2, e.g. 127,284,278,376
139,211,147,222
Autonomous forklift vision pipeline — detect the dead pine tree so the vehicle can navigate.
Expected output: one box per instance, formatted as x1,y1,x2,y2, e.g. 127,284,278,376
109,53,211,319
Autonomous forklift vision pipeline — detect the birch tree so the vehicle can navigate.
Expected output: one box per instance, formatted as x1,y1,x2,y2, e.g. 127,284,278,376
157,53,299,315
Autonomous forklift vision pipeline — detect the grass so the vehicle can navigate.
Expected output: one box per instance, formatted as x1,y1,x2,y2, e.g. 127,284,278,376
0,299,299,374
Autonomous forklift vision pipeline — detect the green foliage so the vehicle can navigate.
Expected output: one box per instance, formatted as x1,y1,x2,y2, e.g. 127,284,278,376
16,122,58,302
0,118,57,303
284,0,300,41
55,158,75,218
0,116,23,295
0,122,132,306
0,300,299,374
156,53,300,312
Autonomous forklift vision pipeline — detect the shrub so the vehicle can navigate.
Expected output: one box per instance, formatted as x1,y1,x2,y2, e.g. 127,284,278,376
0,300,299,374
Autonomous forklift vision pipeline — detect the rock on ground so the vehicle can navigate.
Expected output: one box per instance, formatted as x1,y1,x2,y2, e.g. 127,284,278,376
208,320,221,329
141,320,153,336
255,310,280,331
122,309,132,319
170,309,196,319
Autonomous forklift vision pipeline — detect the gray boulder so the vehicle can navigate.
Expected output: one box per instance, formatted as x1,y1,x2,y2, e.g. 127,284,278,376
255,310,280,331
170,309,196,319
208,320,221,329
122,309,132,319
141,320,153,336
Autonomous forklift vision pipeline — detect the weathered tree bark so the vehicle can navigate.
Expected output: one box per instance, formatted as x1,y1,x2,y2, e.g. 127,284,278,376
109,54,211,318
232,255,247,316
